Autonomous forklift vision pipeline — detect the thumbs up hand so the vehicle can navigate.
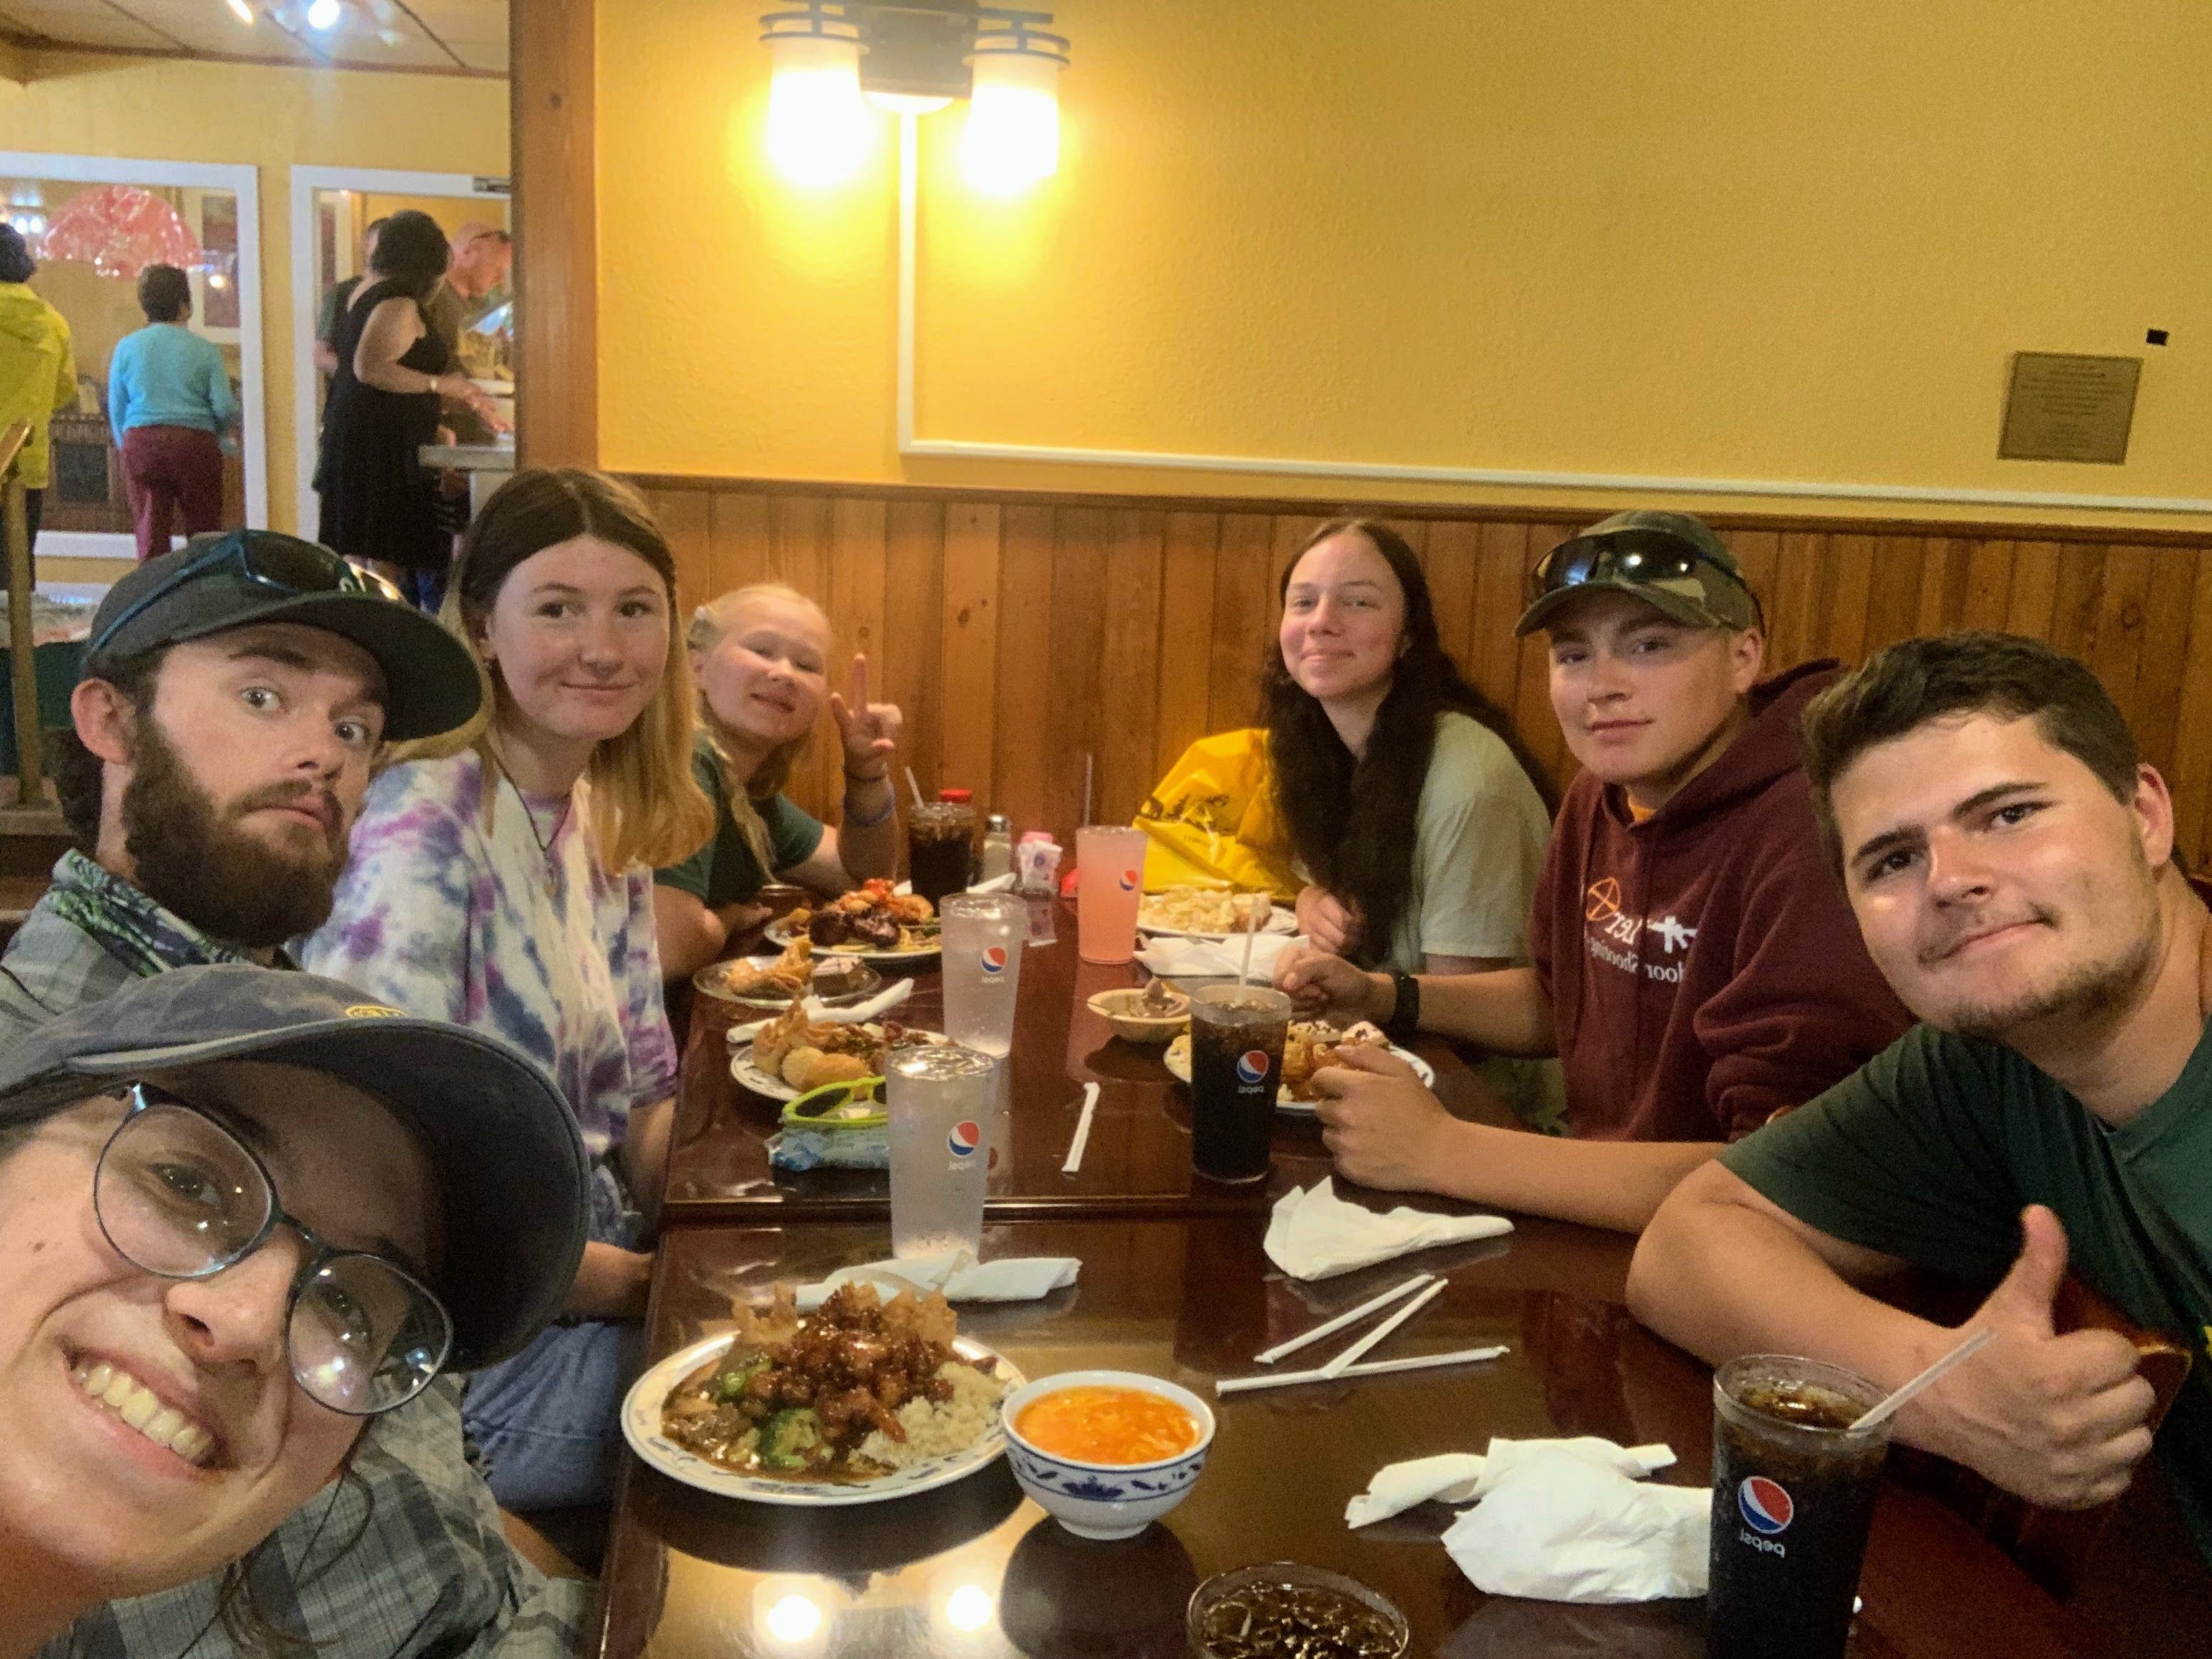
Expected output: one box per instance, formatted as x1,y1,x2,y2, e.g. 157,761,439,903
1918,1206,2157,1509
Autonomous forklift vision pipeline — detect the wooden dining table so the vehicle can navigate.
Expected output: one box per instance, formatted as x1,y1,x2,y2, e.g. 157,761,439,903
606,905,2211,1657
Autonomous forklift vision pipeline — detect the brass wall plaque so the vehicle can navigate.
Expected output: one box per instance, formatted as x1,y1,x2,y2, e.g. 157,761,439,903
1999,352,2141,464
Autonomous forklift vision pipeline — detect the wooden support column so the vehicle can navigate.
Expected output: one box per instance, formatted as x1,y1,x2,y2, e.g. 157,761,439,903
511,0,599,469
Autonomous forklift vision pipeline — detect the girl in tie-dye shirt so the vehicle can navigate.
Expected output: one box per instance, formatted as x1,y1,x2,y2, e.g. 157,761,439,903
303,469,713,1511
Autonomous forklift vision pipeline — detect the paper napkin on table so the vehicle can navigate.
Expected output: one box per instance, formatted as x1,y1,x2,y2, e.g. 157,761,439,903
727,978,915,1044
1264,1178,1514,1281
963,872,1017,894
793,1250,1079,1309
1351,1438,1705,1603
1135,931,1306,981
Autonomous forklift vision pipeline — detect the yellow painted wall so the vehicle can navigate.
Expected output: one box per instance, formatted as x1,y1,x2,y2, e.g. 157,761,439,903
596,0,2212,532
1,48,508,573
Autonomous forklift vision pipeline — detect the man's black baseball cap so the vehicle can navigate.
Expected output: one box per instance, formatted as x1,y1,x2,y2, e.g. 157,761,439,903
84,531,481,742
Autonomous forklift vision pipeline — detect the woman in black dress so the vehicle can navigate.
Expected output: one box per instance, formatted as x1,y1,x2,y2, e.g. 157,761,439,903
315,211,492,587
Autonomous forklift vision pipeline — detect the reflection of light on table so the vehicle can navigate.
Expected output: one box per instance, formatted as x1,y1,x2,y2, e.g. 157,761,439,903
764,1594,822,1643
942,1582,995,1633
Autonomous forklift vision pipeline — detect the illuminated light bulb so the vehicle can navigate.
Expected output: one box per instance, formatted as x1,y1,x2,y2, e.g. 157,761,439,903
762,1593,824,1645
207,272,230,290
765,29,870,187
943,1584,994,1634
226,0,256,23
961,45,1062,196
305,0,341,29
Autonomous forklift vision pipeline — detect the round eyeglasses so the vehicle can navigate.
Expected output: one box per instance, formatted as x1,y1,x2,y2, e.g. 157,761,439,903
93,1084,452,1416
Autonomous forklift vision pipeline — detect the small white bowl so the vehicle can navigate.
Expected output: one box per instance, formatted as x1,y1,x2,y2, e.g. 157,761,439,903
1001,1370,1216,1541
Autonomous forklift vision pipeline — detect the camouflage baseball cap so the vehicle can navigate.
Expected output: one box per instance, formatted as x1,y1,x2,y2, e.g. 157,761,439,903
1514,510,1760,637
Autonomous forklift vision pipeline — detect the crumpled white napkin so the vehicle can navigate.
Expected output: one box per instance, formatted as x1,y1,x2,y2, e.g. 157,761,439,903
1346,1438,1676,1526
1441,1443,1708,1602
1135,930,1304,979
726,977,915,1044
1265,1178,1514,1281
963,872,1017,894
793,1249,1079,1310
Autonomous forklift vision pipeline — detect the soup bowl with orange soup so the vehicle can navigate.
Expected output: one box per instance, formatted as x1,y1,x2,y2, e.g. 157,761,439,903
1001,1370,1217,1540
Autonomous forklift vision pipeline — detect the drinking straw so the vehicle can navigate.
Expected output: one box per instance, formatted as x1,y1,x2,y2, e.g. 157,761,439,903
905,766,925,809
1252,1273,1435,1365
1319,1277,1450,1379
1216,1344,1509,1397
1059,1081,1102,1175
1848,1327,1995,1430
1237,890,1264,986
1082,753,1094,827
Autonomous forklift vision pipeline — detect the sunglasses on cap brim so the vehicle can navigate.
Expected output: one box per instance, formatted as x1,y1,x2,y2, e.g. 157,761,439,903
87,534,381,660
1527,529,1760,626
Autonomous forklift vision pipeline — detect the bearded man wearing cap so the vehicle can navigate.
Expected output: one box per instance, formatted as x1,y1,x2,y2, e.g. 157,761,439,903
1279,509,1910,1233
0,967,590,1655
5,534,590,1655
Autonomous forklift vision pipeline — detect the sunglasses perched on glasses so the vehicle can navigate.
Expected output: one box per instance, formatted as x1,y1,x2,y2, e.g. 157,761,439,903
86,535,377,661
93,1083,451,1416
1527,528,1761,625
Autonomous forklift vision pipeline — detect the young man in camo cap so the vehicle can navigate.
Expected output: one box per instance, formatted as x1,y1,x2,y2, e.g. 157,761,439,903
1279,509,1910,1232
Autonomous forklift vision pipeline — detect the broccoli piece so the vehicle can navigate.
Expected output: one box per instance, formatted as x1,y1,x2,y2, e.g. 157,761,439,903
759,1408,823,1470
710,1352,772,1404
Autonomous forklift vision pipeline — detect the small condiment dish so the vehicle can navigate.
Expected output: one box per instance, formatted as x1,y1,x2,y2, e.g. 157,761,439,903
1001,1369,1215,1539
1087,986,1191,1044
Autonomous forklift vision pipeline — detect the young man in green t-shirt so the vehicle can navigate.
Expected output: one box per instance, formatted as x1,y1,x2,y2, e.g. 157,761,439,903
1629,631,2212,1560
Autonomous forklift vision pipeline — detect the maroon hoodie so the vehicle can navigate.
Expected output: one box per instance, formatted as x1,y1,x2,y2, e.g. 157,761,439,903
1529,661,1912,1143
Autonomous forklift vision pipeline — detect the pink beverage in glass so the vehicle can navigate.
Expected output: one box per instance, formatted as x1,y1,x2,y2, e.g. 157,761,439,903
1076,825,1148,965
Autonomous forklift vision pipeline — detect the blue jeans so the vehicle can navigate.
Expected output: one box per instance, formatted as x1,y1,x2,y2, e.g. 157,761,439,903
463,1316,645,1511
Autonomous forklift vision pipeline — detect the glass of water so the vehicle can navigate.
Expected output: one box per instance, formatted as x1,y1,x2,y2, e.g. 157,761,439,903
886,1042,999,1259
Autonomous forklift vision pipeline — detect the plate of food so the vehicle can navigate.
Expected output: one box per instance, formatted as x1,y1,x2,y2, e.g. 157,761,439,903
769,878,941,964
1136,885,1297,941
693,933,883,1009
1163,1019,1433,1115
623,1281,1026,1506
731,996,951,1101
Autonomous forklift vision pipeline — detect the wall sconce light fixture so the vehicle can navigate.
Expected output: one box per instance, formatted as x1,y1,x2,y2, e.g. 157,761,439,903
761,3,1068,190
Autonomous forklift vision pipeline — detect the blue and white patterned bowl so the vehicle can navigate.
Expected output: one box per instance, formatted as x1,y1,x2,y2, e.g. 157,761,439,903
1001,1370,1216,1540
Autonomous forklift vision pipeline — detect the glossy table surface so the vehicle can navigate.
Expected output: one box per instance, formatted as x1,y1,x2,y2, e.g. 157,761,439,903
595,1213,2206,1659
663,905,1479,1221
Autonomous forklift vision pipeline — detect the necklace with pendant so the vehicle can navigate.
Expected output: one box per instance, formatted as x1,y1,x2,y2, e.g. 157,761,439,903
504,771,572,866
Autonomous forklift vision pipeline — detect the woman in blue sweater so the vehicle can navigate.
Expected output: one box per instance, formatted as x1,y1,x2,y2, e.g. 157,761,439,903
107,263,239,562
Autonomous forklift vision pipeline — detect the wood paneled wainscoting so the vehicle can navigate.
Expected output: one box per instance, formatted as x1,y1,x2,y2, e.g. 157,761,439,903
629,476,2212,874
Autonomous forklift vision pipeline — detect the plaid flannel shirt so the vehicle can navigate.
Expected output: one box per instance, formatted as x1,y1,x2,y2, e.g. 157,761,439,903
6,855,590,1658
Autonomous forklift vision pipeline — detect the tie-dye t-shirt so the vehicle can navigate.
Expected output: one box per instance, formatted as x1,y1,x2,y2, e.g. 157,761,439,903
300,749,677,1166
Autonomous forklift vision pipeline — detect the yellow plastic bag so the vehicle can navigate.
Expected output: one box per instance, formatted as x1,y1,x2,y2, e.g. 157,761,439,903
1134,729,1302,902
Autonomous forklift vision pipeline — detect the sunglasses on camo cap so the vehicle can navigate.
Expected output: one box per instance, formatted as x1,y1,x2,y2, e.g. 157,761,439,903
85,534,398,661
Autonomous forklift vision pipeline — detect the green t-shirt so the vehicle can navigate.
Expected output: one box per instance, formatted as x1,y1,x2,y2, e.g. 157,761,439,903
653,741,824,909
1721,1020,2212,1564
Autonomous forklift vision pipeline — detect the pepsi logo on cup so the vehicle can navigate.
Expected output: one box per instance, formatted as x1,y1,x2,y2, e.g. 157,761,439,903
1234,1049,1271,1087
1736,1476,1794,1536
1117,868,1140,893
980,945,1009,976
947,1120,984,1159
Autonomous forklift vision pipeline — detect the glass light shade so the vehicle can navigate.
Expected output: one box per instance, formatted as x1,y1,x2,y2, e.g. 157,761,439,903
766,31,871,187
226,0,256,23
961,49,1061,195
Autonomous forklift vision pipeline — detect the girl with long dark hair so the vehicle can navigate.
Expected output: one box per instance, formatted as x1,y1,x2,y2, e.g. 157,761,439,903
1264,518,1550,976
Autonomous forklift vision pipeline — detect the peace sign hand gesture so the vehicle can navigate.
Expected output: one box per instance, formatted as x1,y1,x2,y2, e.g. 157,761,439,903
829,653,903,777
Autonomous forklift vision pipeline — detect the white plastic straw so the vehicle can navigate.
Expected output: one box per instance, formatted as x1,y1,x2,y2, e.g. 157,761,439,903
1059,1081,1102,1175
1253,1273,1434,1365
1849,1327,1995,1430
1237,890,1263,986
1319,1278,1449,1379
905,766,925,809
1216,1343,1509,1397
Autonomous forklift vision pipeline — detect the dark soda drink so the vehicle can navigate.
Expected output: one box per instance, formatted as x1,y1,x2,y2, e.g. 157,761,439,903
908,802,976,907
1187,986,1290,1183
1708,1355,1892,1659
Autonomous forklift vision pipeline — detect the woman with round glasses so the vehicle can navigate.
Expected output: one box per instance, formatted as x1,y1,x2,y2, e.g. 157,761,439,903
0,965,586,1656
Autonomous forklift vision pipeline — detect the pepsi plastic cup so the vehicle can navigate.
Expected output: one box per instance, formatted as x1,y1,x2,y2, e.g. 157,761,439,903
940,893,1026,1058
1186,985,1291,1184
1708,1355,1893,1659
886,1043,999,1259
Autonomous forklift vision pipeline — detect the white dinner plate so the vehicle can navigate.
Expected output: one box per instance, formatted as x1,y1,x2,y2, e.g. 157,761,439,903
1135,903,1298,941
765,919,941,968
1162,1033,1435,1117
731,1031,951,1102
621,1330,1026,1506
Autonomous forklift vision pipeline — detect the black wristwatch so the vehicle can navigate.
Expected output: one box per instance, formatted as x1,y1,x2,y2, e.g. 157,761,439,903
1382,971,1421,1043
